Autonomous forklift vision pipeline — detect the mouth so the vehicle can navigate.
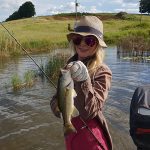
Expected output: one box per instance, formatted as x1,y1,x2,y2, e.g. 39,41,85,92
78,47,89,52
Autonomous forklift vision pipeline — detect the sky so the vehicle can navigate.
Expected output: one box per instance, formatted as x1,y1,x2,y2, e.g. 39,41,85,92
0,0,140,22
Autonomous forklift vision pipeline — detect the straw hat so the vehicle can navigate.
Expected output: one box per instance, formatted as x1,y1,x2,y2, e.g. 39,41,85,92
67,15,107,48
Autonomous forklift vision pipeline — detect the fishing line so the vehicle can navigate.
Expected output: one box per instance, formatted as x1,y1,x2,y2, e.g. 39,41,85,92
0,22,57,89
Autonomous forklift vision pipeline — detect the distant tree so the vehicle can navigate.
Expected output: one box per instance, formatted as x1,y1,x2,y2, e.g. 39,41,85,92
18,1,36,18
139,0,150,14
115,11,128,19
5,11,21,21
5,1,36,22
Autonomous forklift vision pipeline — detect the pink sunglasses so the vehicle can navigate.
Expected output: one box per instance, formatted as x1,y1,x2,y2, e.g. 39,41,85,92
72,35,97,47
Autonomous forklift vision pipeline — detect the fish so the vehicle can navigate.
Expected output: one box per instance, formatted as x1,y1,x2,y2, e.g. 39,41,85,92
57,69,78,136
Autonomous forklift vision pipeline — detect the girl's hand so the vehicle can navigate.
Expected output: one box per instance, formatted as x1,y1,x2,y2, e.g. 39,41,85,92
67,61,89,82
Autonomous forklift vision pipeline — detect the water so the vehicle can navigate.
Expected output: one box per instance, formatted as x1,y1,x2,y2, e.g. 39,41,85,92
104,47,150,149
0,47,150,150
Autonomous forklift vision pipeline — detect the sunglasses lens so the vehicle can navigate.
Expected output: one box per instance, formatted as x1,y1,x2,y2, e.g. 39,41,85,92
85,36,96,47
72,36,97,47
72,37,82,45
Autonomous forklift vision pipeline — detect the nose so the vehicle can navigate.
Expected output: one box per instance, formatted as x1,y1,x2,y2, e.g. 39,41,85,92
79,38,86,46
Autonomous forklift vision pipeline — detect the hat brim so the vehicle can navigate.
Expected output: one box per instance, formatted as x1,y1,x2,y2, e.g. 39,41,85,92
67,32,107,48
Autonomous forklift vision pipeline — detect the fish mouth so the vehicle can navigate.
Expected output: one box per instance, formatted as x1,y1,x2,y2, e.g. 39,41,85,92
66,82,72,89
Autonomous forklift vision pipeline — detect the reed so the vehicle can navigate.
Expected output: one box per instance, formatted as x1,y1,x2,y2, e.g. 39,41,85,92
0,32,21,57
10,52,70,90
119,36,150,50
11,70,36,91
45,53,70,80
24,70,35,87
11,74,23,90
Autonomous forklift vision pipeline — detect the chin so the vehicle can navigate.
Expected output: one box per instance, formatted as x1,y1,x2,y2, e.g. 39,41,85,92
78,54,88,58
78,51,88,56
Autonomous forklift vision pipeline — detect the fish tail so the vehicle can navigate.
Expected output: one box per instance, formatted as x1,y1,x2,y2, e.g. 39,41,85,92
64,124,76,136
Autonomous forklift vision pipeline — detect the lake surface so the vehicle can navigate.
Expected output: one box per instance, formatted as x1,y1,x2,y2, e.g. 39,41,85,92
0,46,150,150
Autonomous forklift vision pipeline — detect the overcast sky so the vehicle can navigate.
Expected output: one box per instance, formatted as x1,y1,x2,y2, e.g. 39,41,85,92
0,0,139,22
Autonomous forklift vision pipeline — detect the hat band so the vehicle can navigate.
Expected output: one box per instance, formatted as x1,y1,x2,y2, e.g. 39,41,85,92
74,26,103,40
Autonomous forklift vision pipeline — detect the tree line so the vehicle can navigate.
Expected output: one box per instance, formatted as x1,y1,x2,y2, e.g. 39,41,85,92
5,1,35,22
5,0,150,22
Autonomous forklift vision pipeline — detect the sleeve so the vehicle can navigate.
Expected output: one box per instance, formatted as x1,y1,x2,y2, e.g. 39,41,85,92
75,65,112,119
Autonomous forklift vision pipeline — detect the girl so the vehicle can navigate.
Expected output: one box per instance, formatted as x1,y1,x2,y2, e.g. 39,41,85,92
50,15,113,150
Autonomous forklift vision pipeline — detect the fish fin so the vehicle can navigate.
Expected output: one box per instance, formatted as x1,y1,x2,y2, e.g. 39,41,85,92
64,123,76,136
65,88,77,98
72,106,79,117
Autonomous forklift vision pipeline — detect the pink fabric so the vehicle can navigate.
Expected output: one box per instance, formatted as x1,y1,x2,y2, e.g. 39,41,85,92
65,116,109,150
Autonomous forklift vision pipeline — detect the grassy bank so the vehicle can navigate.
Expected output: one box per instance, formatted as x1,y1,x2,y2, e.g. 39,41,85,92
104,19,150,44
0,13,150,57
0,17,70,57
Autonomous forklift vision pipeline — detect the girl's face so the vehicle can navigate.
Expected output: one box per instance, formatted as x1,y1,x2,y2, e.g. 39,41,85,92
72,34,98,60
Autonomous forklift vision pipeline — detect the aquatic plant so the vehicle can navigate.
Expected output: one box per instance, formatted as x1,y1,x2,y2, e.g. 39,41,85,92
24,70,35,87
11,74,23,90
11,70,36,91
45,53,70,80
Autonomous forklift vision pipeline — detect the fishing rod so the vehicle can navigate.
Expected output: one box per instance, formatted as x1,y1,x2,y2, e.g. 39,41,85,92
0,22,57,89
79,117,105,150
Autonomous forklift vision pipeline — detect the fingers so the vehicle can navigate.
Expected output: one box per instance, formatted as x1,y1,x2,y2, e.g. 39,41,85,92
66,62,74,69
67,61,80,78
70,62,82,79
67,61,89,82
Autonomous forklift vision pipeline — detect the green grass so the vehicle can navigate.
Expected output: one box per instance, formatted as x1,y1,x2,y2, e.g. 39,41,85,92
0,17,71,56
103,16,150,44
0,13,150,57
0,17,70,42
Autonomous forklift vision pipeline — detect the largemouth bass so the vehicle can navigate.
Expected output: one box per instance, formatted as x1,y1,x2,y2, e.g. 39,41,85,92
57,69,78,136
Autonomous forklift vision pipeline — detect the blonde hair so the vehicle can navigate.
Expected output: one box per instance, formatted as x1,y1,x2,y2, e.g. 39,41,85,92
87,45,104,76
69,41,105,76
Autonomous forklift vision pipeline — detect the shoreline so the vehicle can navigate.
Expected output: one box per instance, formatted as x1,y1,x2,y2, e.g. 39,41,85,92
0,14,150,57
